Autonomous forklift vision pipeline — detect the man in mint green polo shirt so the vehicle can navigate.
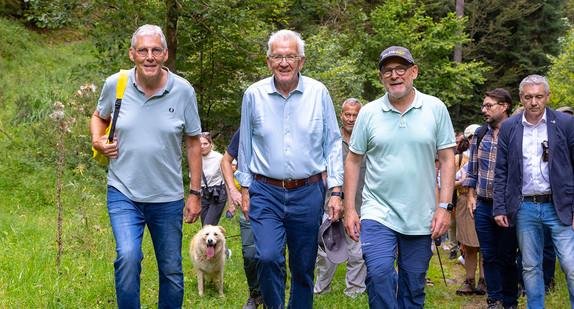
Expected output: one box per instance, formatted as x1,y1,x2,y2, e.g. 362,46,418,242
343,46,456,308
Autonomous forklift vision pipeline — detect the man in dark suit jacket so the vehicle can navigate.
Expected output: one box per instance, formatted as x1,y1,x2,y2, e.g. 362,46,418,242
493,74,574,309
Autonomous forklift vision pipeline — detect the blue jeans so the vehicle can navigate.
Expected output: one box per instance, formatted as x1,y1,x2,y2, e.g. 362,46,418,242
516,201,574,309
360,219,432,309
517,226,556,292
248,178,325,309
107,186,184,309
240,215,288,293
474,199,518,307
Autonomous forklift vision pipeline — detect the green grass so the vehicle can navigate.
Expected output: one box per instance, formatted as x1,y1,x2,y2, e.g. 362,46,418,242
0,16,571,309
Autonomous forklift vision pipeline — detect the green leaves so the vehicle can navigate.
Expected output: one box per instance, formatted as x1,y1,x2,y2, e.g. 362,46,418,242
547,26,574,108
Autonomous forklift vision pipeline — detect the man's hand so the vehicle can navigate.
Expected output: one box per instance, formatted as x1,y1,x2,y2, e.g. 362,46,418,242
224,199,236,217
431,208,451,239
344,209,361,242
328,194,343,222
184,194,201,223
241,187,250,221
93,135,119,159
494,215,509,227
226,188,242,217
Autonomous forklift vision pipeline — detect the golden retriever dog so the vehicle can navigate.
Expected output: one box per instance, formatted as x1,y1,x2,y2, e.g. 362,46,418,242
189,225,226,297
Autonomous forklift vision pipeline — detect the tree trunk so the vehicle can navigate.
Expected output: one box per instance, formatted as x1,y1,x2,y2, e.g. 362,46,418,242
165,0,179,71
453,0,464,119
454,0,464,64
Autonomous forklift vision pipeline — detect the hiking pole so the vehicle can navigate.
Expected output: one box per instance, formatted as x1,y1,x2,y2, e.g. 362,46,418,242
434,238,448,287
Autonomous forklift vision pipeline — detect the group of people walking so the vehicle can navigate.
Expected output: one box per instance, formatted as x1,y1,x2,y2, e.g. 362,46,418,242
90,23,574,309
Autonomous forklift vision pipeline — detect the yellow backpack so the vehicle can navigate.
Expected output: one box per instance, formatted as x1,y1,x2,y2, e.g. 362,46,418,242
92,70,129,166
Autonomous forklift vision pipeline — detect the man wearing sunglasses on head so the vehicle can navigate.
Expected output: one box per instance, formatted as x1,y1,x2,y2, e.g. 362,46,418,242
463,87,519,309
494,75,574,309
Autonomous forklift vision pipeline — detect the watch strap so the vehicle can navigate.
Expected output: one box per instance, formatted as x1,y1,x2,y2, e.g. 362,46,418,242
189,189,201,196
331,191,344,199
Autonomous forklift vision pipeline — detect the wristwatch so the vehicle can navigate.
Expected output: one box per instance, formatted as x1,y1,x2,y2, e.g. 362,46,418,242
438,202,454,212
189,189,201,197
331,191,344,199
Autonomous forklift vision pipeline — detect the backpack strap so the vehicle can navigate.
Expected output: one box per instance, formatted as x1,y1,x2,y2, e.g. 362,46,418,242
474,124,489,152
107,70,129,143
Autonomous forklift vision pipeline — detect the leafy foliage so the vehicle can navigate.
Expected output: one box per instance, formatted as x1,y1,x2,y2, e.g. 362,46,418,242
463,0,569,100
547,26,574,108
22,0,85,28
302,28,366,109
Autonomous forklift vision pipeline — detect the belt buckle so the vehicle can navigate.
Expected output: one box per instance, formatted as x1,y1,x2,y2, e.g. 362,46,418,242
282,178,293,189
533,196,539,203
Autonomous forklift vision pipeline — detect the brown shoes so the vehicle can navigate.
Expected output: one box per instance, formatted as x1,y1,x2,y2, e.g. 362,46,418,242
475,277,487,295
456,278,476,295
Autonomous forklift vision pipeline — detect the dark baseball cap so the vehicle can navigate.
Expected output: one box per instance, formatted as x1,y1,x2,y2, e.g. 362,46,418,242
378,46,415,71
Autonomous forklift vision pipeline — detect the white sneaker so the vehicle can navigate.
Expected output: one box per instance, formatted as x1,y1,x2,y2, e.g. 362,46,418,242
457,255,465,266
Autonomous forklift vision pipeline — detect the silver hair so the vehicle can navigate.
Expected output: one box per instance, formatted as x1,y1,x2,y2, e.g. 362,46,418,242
131,24,167,49
267,30,305,57
519,75,550,95
341,98,363,110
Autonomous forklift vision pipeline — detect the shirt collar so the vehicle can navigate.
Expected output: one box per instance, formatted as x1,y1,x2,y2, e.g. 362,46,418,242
380,87,422,113
268,73,304,97
521,108,547,127
130,66,173,95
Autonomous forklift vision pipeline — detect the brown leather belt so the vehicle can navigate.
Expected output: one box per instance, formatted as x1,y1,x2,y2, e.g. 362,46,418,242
254,173,322,189
523,194,552,204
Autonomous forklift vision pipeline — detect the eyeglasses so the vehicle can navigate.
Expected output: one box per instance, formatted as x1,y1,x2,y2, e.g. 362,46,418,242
381,65,412,78
480,102,506,111
135,48,164,57
269,55,301,64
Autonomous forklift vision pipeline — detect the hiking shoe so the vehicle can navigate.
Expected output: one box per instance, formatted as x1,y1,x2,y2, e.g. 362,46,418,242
243,291,263,309
486,299,504,309
455,278,475,295
475,277,486,295
449,250,458,260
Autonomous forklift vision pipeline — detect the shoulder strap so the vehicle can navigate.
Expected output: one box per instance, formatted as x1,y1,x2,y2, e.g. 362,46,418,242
107,70,129,143
474,124,489,151
116,69,129,99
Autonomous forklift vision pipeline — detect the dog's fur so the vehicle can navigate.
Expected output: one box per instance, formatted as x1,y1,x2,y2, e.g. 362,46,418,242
189,225,226,297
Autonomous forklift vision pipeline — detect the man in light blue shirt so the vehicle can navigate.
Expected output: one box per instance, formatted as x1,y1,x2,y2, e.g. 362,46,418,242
236,29,343,309
344,46,455,308
90,25,202,309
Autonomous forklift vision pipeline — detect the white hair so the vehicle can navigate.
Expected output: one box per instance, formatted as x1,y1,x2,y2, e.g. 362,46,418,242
341,98,363,111
131,24,167,49
519,74,550,95
267,30,305,56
